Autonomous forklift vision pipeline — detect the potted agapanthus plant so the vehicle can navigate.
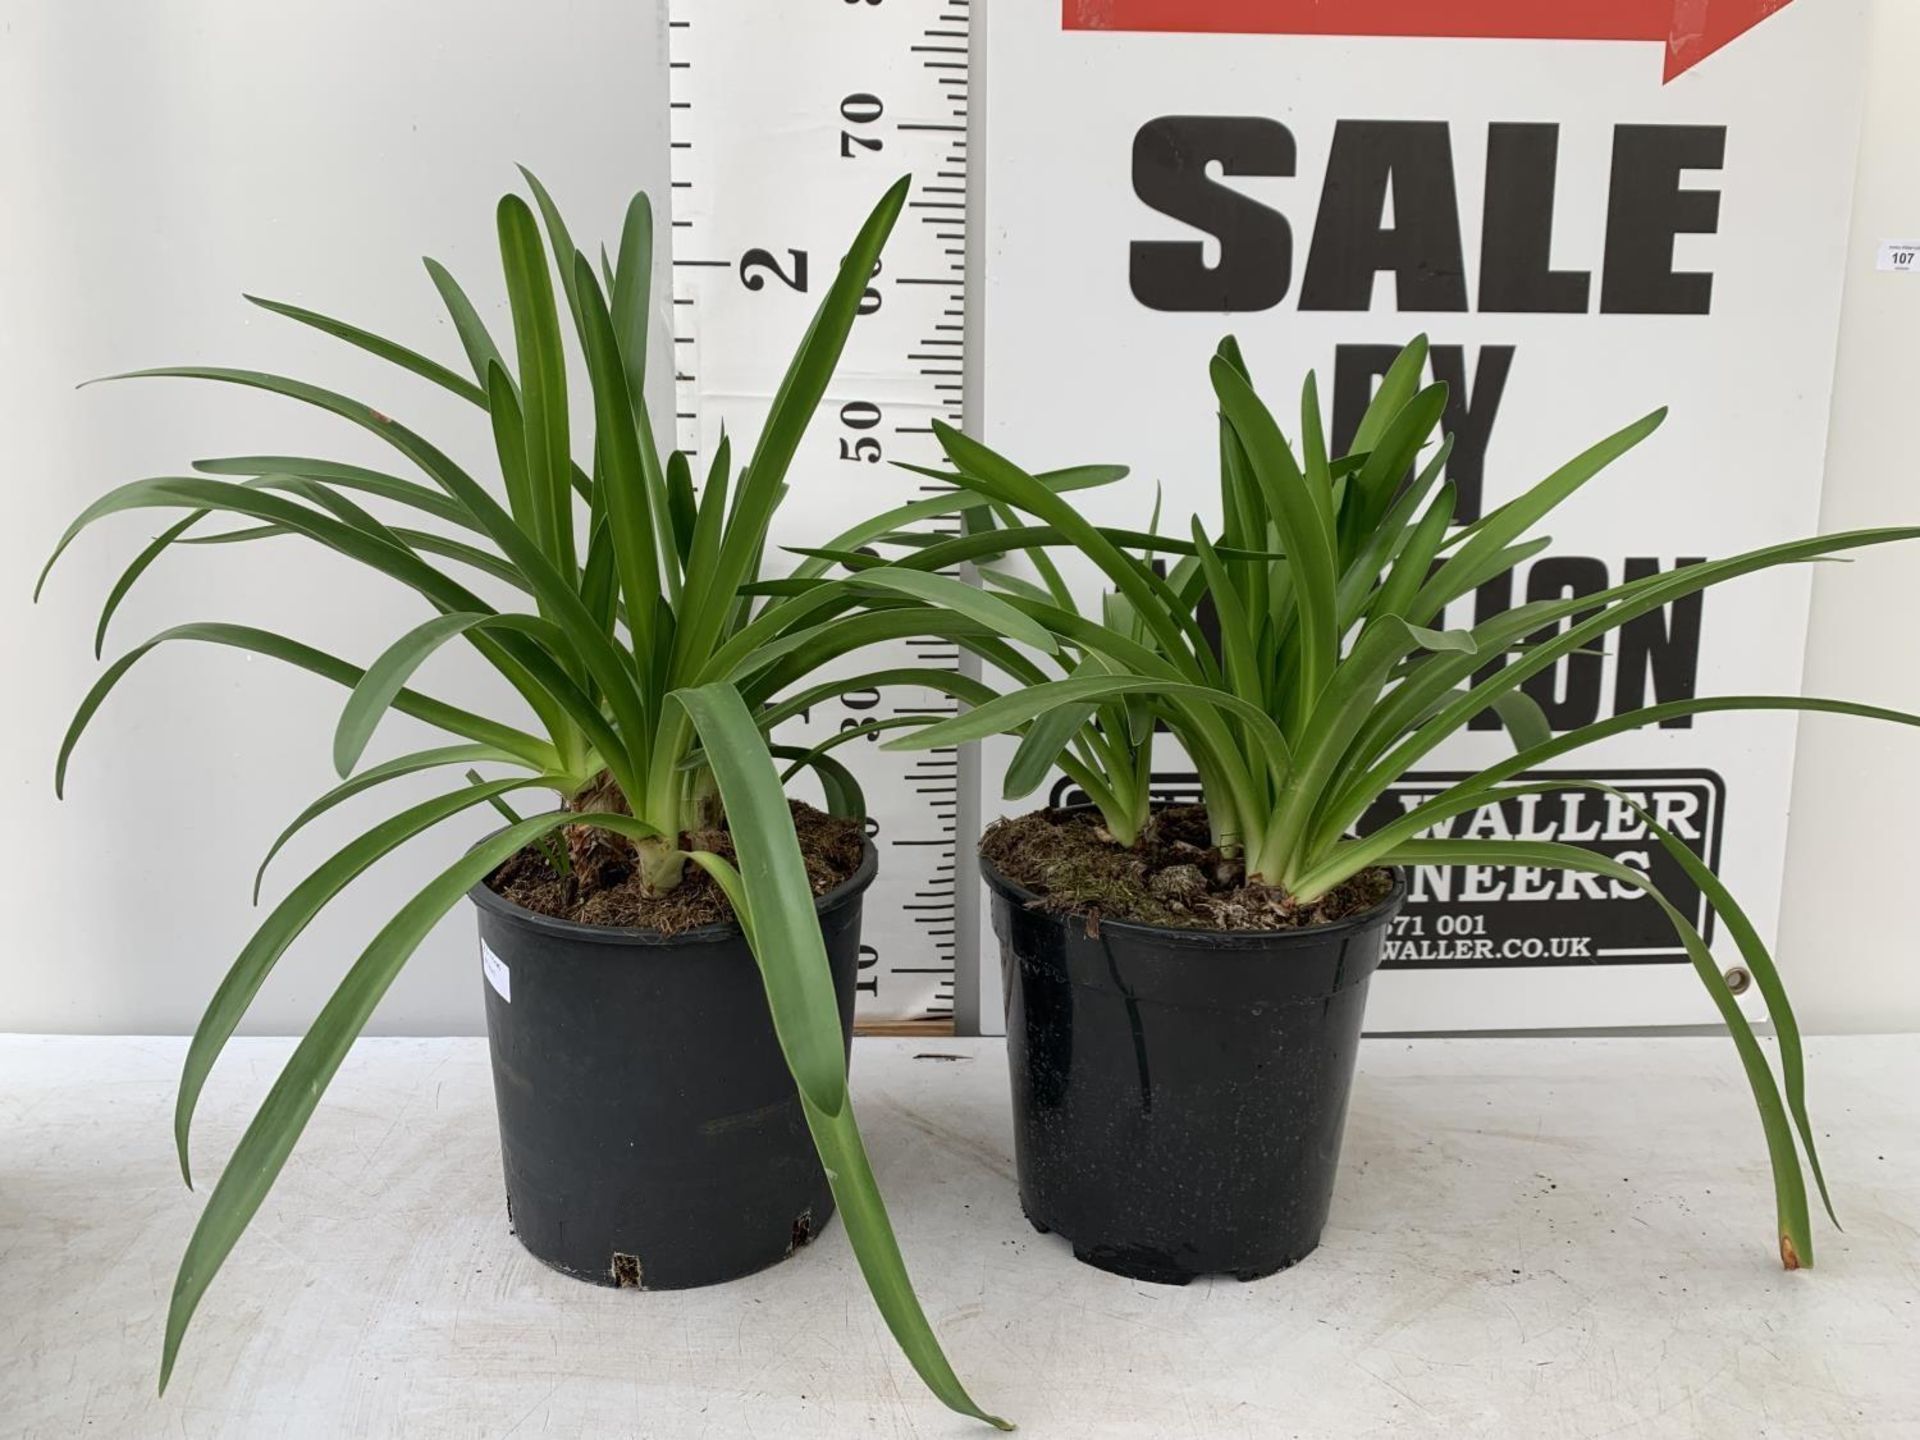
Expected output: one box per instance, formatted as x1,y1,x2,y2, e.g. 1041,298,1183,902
39,171,1015,1428
882,335,1920,1285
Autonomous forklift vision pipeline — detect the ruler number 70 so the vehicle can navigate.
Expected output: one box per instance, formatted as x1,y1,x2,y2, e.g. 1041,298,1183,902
841,93,884,158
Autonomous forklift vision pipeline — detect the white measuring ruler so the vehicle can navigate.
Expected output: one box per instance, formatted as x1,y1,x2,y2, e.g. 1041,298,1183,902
667,0,972,1030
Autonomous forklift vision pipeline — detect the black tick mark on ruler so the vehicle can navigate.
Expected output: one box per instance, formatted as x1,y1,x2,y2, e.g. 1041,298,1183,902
666,2,970,1027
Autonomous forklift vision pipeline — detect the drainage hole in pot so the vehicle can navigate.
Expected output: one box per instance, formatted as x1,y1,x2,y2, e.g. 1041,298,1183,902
611,1253,642,1288
790,1209,815,1252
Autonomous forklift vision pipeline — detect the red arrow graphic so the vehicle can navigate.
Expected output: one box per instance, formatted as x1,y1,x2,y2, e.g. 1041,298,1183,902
1064,0,1795,81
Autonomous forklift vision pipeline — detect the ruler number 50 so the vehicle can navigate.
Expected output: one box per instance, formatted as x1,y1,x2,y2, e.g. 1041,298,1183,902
841,93,884,159
840,399,882,464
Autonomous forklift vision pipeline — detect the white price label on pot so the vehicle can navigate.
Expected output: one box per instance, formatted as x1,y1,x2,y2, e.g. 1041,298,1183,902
1878,240,1920,273
481,941,511,1004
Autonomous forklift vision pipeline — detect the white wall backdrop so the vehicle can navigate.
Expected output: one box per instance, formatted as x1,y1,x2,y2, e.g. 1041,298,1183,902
2,0,1916,1036
0,1,673,1035
1776,0,1920,1034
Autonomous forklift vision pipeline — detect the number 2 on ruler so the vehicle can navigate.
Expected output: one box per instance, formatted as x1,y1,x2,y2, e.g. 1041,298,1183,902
668,0,972,1027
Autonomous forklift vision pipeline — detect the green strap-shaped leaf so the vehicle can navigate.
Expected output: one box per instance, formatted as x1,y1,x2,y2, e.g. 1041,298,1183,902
515,167,586,326
1257,617,1422,884
1211,356,1337,726
776,715,936,775
571,252,666,655
1488,689,1552,753
790,462,1128,582
1348,335,1428,458
175,777,553,1189
39,469,598,769
159,808,661,1394
485,360,540,539
1371,834,1813,1271
718,606,1032,697
58,623,555,795
92,511,206,656
672,178,910,681
1369,481,1456,623
1314,526,1920,849
1003,653,1117,805
194,456,483,530
1189,521,1266,715
681,431,733,600
791,523,1278,576
382,527,536,592
609,190,656,433
930,422,1206,680
768,743,869,818
497,195,576,578
90,367,654,791
885,672,1288,773
1341,375,1445,563
423,257,511,393
976,566,1058,607
334,612,491,775
1299,370,1336,526
847,568,1059,655
1414,537,1554,627
666,451,697,564
1336,433,1451,630
578,250,681,605
970,591,1269,827
756,666,999,731
1214,391,1273,634
1604,788,1835,1226
332,610,580,777
581,515,620,637
1323,599,1567,815
87,464,480,656
1429,780,1836,1229
673,682,1007,1430
1302,694,1920,896
1357,525,1920,818
173,522,517,599
1414,407,1665,617
253,743,517,902
1002,697,1097,801
995,500,1076,609
244,293,486,406
674,688,851,1111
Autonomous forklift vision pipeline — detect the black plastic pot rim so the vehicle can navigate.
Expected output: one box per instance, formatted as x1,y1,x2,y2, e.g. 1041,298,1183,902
466,830,879,949
978,832,1406,953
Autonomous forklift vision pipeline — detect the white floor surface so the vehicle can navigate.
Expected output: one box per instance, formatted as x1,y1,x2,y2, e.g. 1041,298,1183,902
3,1034,1916,1438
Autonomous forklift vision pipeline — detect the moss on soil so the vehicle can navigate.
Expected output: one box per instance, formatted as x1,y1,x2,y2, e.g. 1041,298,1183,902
980,804,1393,932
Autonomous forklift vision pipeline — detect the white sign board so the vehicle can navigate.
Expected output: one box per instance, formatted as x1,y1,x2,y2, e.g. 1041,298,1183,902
976,0,1865,1030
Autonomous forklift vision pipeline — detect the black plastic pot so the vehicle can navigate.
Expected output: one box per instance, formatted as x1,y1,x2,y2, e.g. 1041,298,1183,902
984,838,1404,1285
469,840,875,1289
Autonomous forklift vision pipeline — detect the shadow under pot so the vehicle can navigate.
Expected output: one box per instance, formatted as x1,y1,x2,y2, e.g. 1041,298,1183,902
983,840,1405,1285
468,839,876,1290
